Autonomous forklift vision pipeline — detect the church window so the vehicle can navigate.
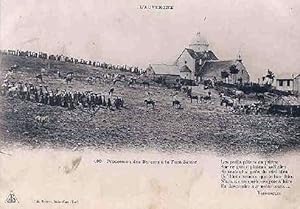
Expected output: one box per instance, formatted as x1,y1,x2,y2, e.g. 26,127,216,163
279,80,283,86
287,80,290,86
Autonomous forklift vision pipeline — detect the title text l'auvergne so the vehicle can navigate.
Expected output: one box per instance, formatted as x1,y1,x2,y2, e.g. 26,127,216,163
138,5,174,10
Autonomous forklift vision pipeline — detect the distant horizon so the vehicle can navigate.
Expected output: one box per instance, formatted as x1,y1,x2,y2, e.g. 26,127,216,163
1,0,299,81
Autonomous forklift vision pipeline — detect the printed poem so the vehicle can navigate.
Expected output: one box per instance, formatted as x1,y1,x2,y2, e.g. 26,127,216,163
221,159,293,195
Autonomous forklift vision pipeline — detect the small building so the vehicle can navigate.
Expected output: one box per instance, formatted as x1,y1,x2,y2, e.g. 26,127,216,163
293,74,300,95
275,73,300,94
147,64,181,84
269,96,300,116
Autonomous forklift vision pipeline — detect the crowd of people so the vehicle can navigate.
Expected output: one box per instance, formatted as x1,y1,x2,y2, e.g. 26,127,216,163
1,80,124,110
1,49,145,75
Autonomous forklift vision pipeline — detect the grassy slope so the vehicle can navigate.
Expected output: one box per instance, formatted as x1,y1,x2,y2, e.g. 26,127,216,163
0,55,299,155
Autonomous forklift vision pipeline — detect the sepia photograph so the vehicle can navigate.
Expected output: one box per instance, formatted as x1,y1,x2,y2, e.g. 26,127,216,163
0,0,299,208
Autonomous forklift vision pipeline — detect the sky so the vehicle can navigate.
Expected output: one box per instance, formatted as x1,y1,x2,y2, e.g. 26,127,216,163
0,0,299,81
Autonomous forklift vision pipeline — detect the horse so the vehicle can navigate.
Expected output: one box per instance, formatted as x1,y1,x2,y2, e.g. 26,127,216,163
114,97,124,109
189,95,199,103
172,100,182,109
186,88,192,96
220,96,234,107
65,73,73,84
144,99,155,108
200,95,211,101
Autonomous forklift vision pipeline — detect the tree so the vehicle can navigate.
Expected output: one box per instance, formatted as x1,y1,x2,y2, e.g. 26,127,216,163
264,69,275,86
229,65,239,84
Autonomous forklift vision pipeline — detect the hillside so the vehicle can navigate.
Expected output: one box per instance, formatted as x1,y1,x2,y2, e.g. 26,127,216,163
0,55,299,155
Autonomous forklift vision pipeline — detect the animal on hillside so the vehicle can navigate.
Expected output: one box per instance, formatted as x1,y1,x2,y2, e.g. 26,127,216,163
142,81,150,88
234,90,245,102
144,99,155,108
10,64,19,70
7,86,19,97
186,88,192,96
137,80,150,88
35,115,49,126
36,74,43,82
220,96,234,107
114,97,124,109
256,93,265,103
128,77,137,86
200,95,211,101
200,92,212,101
189,95,199,103
172,100,182,109
86,76,96,84
65,72,74,84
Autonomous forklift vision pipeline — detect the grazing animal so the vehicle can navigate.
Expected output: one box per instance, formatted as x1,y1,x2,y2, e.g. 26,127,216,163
109,88,114,95
172,100,182,109
86,76,96,84
256,93,265,103
200,95,211,101
35,116,49,126
114,97,124,109
189,95,199,103
182,86,189,93
65,73,73,84
7,86,19,97
141,81,150,88
187,88,199,103
186,88,192,96
128,78,137,86
220,96,234,107
10,64,19,70
36,74,43,82
144,99,155,108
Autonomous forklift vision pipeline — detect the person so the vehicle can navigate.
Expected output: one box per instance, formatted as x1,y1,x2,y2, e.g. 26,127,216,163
146,91,152,101
172,93,178,102
57,70,61,78
107,97,112,110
